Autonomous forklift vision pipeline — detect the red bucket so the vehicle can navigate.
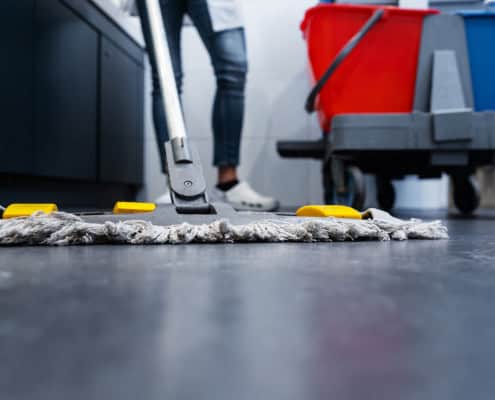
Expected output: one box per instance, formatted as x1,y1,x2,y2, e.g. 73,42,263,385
301,4,438,132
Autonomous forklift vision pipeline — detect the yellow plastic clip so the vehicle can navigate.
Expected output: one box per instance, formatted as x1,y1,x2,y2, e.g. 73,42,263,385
2,203,59,219
296,205,362,219
113,201,156,215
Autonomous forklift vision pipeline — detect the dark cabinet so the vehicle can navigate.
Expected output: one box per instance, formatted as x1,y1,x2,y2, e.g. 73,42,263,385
0,0,145,197
33,0,99,180
100,38,144,184
0,0,35,174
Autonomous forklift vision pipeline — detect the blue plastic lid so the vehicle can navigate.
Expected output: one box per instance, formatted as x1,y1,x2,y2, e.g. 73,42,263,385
457,8,495,17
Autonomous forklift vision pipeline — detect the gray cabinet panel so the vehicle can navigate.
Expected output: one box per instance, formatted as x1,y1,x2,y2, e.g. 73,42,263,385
0,0,35,174
99,37,144,185
33,0,98,180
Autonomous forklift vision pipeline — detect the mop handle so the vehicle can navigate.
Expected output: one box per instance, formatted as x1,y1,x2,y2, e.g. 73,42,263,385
143,0,186,140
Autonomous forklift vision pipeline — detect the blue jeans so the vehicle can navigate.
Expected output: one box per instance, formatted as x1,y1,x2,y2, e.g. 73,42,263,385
137,0,248,172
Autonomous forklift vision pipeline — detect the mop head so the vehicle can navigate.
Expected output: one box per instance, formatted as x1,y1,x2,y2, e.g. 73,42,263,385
0,210,448,246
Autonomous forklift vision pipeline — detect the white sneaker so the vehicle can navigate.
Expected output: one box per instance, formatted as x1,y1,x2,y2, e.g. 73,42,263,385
213,181,279,211
154,190,172,205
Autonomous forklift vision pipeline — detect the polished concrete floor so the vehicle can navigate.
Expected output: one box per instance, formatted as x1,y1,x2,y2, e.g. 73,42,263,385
1,211,495,400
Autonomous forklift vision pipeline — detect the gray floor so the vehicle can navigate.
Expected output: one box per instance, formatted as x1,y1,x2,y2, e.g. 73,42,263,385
1,211,495,400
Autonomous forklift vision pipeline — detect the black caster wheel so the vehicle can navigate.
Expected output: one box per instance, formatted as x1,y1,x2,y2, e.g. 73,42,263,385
452,174,480,215
324,165,366,210
376,177,395,212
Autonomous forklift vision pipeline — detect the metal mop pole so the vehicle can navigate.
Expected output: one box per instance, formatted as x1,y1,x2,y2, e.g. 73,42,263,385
142,0,211,213
143,0,186,140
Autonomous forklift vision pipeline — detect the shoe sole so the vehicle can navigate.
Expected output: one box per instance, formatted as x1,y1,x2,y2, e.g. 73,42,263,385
231,201,280,212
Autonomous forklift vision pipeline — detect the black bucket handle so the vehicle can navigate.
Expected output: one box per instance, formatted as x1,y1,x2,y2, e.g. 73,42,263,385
305,8,385,113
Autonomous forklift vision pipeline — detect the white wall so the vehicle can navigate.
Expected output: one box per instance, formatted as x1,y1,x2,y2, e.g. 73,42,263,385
138,0,448,209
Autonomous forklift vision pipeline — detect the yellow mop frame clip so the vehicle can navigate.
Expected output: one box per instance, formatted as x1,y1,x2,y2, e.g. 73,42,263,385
113,201,156,215
2,203,59,219
296,205,363,219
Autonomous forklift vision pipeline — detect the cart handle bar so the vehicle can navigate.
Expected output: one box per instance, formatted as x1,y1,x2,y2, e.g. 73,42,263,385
305,8,385,113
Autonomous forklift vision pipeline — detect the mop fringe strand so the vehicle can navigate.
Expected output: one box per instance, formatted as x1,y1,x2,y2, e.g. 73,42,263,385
0,211,448,246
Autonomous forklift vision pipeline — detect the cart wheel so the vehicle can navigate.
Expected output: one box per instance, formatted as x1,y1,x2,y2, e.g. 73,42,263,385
376,177,395,211
324,166,366,210
452,175,480,215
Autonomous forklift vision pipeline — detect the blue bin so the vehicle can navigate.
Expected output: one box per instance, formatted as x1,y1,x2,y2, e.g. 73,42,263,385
458,8,495,111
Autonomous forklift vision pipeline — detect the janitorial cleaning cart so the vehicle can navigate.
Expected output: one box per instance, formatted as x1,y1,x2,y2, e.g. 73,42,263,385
278,3,495,214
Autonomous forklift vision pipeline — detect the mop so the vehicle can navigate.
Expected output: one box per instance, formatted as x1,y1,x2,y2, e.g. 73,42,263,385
0,207,447,246
0,0,448,246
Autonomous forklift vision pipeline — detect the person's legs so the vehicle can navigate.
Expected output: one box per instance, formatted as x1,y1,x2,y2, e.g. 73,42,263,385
185,1,247,185
210,28,247,185
137,0,186,173
186,0,278,210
